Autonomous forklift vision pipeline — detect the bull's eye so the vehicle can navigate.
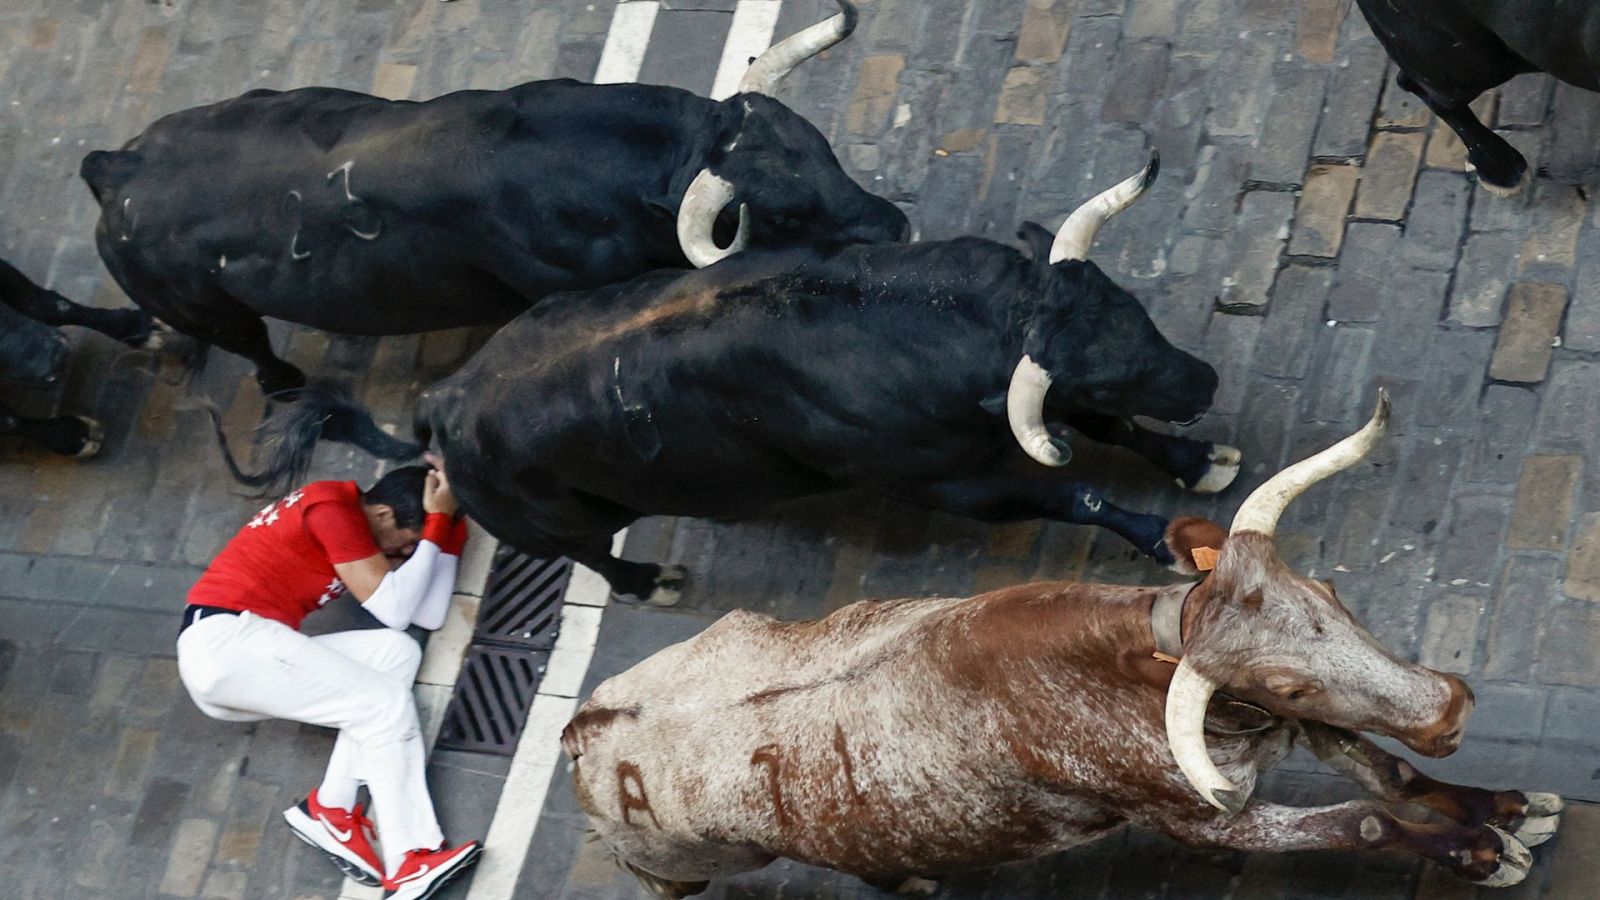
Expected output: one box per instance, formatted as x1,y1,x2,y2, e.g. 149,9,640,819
769,213,801,233
1286,689,1308,702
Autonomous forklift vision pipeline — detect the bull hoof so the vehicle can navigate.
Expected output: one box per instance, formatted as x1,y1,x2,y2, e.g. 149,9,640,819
646,565,687,607
138,320,179,352
72,416,105,458
1178,444,1241,494
1472,159,1532,199
894,877,940,897
1470,826,1531,888
1513,792,1563,847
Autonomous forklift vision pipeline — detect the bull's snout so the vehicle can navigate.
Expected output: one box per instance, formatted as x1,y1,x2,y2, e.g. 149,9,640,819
1152,356,1218,424
1405,674,1475,758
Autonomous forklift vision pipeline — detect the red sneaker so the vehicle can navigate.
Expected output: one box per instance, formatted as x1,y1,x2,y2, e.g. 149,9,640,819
282,789,384,886
384,841,483,900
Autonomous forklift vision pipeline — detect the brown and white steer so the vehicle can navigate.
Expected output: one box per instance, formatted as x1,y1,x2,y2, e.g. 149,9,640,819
562,392,1561,896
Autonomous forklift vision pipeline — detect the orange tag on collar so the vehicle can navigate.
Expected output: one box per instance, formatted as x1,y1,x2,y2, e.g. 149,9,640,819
1152,651,1180,665
1191,546,1219,571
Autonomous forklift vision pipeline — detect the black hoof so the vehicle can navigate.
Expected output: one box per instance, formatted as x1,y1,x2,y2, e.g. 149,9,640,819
647,564,687,607
36,415,104,458
1472,154,1532,198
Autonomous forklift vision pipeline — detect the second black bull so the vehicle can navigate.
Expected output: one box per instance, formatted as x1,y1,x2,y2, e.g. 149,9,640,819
230,159,1237,604
80,0,906,396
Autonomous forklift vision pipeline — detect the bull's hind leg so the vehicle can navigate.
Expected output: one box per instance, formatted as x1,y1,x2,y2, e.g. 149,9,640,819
0,258,158,347
187,303,304,396
1396,73,1529,196
1301,723,1563,848
1065,414,1240,494
1157,797,1532,887
909,470,1176,566
0,400,104,457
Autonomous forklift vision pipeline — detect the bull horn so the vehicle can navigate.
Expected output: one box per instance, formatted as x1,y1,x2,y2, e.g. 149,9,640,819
676,168,751,268
1230,389,1391,537
1006,355,1068,467
1165,658,1248,815
738,0,858,97
1048,151,1161,264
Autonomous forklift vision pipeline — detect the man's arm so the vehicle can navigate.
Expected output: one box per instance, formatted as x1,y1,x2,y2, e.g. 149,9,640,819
327,468,461,629
410,518,469,630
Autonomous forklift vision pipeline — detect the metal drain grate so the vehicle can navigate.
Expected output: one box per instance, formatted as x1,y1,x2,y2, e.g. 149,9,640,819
436,547,574,755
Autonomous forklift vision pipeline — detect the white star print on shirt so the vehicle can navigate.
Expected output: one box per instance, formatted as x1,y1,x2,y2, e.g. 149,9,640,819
317,578,345,606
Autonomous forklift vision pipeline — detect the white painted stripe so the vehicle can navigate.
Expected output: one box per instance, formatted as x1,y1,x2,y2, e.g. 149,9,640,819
710,0,783,100
467,531,625,900
593,1,661,84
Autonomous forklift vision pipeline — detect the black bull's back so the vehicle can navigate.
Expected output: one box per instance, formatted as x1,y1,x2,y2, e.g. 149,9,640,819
417,242,1029,544
84,81,719,335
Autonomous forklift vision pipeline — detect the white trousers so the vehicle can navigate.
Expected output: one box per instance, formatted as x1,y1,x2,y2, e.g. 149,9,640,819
176,611,444,857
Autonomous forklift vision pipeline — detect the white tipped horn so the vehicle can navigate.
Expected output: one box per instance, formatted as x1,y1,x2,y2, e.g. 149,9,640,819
1165,658,1248,815
1048,151,1162,264
676,168,751,268
1006,355,1068,467
737,0,858,97
1230,389,1391,537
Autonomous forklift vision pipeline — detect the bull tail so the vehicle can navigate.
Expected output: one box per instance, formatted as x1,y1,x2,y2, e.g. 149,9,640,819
205,384,424,491
80,149,142,204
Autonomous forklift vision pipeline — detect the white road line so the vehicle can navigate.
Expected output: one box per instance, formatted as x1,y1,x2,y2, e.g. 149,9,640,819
467,532,624,900
711,0,783,100
594,1,662,85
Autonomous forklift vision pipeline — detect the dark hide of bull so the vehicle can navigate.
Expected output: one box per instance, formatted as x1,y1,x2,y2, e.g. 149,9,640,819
0,258,132,457
80,58,905,395
0,294,68,386
1,257,153,350
1354,0,1600,192
232,237,1224,602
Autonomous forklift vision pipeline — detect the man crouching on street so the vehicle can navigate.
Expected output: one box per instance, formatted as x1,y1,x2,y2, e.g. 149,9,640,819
176,458,482,899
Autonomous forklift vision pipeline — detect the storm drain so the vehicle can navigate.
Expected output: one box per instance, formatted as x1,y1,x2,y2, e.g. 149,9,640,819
436,546,573,755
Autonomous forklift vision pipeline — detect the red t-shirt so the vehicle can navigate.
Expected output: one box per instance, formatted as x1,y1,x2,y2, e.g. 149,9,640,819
186,481,381,630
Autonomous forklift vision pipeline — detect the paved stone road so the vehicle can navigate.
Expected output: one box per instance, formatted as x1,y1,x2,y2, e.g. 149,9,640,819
3,0,1600,898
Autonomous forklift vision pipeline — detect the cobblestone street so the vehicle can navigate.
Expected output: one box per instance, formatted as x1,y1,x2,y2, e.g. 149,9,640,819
3,0,1600,898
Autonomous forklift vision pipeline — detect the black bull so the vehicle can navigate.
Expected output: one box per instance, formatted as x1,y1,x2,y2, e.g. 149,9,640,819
1355,0,1600,194
231,171,1237,602
78,0,906,397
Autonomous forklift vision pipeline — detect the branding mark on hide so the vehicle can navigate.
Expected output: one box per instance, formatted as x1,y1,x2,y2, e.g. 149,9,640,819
616,761,662,828
750,744,790,830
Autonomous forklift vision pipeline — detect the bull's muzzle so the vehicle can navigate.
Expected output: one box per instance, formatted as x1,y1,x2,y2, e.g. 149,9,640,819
1400,674,1474,758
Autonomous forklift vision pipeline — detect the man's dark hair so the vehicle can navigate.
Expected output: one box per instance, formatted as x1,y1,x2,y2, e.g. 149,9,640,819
361,465,431,529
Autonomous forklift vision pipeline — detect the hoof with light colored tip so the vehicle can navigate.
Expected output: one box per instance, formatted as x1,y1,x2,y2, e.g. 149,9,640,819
140,321,179,352
1524,791,1564,816
72,417,105,459
647,564,687,607
1179,444,1241,494
1514,813,1560,848
894,877,939,898
1472,163,1532,199
1472,825,1531,888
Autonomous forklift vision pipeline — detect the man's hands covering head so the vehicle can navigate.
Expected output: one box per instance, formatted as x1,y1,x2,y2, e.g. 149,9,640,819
423,452,459,518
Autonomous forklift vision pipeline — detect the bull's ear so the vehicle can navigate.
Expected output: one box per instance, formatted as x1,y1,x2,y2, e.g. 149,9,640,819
1016,221,1054,261
1165,516,1227,577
